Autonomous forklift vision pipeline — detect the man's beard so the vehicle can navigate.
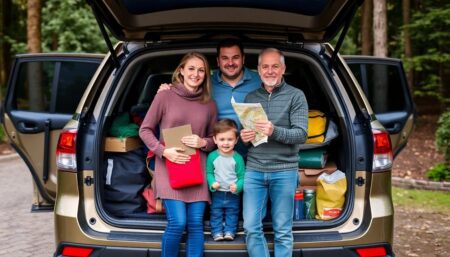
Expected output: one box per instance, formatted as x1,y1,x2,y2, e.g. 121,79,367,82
262,77,279,88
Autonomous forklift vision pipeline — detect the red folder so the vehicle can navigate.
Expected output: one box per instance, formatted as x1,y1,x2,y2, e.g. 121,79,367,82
165,149,204,189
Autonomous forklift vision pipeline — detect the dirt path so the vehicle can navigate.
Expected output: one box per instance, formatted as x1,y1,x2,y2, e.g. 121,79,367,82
394,206,450,257
392,114,444,180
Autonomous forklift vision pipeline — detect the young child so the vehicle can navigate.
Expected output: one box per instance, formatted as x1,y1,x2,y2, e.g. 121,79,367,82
206,119,245,241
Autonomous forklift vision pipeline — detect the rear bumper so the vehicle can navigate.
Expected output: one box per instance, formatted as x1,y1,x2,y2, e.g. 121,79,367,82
54,243,394,257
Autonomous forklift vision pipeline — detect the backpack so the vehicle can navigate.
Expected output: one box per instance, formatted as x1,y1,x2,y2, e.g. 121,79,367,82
306,110,328,144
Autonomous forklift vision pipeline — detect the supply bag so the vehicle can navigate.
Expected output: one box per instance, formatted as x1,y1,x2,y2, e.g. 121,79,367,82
142,155,165,214
103,147,149,217
299,161,337,186
142,184,165,214
306,110,327,144
315,170,347,220
165,149,204,189
298,147,328,169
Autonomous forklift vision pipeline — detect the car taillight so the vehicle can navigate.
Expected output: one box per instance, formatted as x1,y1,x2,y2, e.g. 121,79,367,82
61,246,93,257
57,129,77,172
372,129,393,172
355,246,387,257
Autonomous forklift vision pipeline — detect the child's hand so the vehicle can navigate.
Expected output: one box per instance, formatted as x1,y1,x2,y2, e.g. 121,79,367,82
212,182,220,190
229,183,237,193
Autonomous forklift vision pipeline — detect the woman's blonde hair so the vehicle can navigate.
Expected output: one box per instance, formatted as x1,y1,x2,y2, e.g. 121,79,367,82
172,52,212,103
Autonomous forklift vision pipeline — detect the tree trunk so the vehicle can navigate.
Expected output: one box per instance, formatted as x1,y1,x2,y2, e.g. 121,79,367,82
361,0,372,55
373,0,388,57
372,0,388,109
27,0,44,111
402,0,414,91
27,0,41,53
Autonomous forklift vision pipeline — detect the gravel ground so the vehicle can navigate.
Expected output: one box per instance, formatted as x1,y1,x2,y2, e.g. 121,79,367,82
393,206,450,257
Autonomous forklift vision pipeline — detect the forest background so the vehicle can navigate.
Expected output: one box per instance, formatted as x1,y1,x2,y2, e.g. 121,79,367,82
0,0,449,179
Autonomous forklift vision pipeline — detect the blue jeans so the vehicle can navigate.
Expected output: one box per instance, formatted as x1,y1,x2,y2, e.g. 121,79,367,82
243,169,298,257
210,191,240,236
162,200,206,257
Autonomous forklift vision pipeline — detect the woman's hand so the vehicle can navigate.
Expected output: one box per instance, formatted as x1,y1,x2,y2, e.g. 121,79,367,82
163,147,191,164
181,134,207,149
240,128,256,143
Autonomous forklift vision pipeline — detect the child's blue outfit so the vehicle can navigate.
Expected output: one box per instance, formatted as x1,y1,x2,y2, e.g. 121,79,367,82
206,150,245,238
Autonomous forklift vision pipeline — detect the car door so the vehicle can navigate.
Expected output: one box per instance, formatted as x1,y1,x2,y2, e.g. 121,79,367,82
344,56,416,157
0,53,103,210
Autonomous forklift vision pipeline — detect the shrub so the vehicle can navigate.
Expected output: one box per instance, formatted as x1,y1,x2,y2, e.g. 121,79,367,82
426,163,450,182
436,109,450,164
0,126,5,143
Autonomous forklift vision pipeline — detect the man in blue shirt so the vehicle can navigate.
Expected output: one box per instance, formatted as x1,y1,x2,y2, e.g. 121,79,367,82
212,38,261,129
211,38,261,156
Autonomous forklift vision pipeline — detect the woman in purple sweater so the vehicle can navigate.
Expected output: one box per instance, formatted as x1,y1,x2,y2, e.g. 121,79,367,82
139,52,218,257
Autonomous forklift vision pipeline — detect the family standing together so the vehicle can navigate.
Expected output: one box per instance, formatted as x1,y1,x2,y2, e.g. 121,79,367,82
139,38,309,257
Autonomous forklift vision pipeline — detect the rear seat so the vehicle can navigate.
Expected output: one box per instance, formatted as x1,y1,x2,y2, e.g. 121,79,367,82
131,73,172,118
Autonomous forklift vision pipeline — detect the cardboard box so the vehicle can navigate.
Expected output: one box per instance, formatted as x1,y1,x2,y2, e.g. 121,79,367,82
104,137,143,152
297,185,317,192
299,161,337,186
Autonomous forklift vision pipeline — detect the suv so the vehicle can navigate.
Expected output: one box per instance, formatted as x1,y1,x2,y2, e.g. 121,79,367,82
1,1,415,256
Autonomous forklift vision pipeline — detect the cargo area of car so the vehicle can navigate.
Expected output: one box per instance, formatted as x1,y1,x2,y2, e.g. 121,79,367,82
93,45,355,232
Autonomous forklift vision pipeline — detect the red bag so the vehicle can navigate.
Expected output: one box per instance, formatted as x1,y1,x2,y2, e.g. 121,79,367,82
142,185,165,214
165,149,204,189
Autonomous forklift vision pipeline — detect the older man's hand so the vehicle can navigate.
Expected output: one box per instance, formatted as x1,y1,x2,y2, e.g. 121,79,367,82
255,120,274,136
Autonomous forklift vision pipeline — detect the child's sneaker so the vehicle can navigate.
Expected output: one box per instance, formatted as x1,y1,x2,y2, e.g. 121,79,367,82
213,233,224,241
223,232,235,241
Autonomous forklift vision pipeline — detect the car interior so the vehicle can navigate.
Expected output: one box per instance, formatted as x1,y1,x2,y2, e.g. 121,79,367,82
96,49,352,230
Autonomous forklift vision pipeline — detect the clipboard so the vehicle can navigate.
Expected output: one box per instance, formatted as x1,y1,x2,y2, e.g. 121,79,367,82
161,124,196,155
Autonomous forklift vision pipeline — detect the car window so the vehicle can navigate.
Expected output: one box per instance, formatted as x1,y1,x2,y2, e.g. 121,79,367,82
55,62,98,113
348,63,406,114
14,60,98,114
366,64,406,113
15,61,54,112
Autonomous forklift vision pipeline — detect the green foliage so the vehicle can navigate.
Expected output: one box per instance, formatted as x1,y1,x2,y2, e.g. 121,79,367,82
426,163,450,182
425,109,450,182
392,187,450,215
436,109,450,163
332,26,359,55
2,35,27,54
41,0,109,53
2,0,27,55
3,0,111,55
0,126,4,143
406,4,450,105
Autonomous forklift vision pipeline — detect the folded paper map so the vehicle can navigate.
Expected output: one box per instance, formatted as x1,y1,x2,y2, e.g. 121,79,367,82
231,97,268,147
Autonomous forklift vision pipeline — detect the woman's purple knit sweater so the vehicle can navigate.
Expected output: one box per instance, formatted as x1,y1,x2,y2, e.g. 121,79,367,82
139,84,217,203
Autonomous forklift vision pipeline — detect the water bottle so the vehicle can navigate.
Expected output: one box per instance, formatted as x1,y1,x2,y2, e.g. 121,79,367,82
293,190,304,220
304,189,316,219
